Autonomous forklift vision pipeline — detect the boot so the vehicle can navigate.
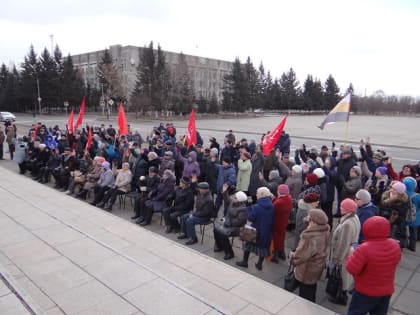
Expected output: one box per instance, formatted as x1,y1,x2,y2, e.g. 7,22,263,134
271,251,279,263
278,250,286,260
236,251,250,268
165,226,173,233
255,256,264,271
76,190,87,200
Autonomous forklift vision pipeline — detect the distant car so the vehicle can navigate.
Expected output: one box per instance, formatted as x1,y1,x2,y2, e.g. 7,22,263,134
253,108,265,114
0,112,16,122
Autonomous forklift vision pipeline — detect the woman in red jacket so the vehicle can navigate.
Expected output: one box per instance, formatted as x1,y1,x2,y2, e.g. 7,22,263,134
271,184,293,262
346,216,401,315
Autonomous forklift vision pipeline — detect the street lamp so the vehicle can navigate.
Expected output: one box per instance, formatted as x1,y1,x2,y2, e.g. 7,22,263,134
29,64,42,115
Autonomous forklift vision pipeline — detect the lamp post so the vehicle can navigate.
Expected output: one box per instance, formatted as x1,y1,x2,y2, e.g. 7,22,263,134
36,77,42,115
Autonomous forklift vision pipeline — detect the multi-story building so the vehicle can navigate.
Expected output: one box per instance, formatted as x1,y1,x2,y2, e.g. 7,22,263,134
71,44,233,103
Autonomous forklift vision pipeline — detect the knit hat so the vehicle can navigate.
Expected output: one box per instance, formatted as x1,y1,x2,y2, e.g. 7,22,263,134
306,173,318,186
403,176,417,193
102,161,110,169
197,182,210,189
356,189,371,204
341,198,357,214
257,187,272,198
308,209,328,225
148,152,158,160
39,143,46,150
313,168,325,179
269,170,279,179
222,157,231,164
181,176,191,185
351,165,362,176
373,152,383,160
377,166,387,176
292,165,302,174
234,191,248,202
210,148,218,156
392,181,406,194
303,193,320,203
148,166,158,173
277,184,289,196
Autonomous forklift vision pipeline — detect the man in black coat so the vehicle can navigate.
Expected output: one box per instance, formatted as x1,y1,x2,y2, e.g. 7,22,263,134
162,176,195,233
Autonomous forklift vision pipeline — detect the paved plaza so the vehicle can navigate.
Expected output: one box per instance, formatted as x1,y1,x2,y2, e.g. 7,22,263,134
0,114,419,314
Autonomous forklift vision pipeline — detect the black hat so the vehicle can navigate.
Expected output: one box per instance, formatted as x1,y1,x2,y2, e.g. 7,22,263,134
197,182,210,189
181,176,191,185
165,140,172,145
149,166,158,173
222,157,231,164
321,145,328,150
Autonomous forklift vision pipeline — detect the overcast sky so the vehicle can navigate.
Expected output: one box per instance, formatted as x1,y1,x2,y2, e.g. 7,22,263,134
1,0,419,97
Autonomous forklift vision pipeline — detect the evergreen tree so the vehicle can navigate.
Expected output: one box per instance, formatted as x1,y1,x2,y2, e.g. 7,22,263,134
324,74,340,109
169,52,194,113
303,75,324,110
155,44,170,111
62,54,85,110
98,48,124,104
197,95,207,113
279,68,301,110
20,45,40,112
222,57,246,112
208,93,219,113
243,57,259,110
39,47,61,113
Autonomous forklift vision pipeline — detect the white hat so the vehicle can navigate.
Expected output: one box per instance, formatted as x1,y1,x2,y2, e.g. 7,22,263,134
313,168,325,179
234,191,248,202
292,165,302,174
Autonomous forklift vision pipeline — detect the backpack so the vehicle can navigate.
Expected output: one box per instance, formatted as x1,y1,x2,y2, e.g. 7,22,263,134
406,195,417,223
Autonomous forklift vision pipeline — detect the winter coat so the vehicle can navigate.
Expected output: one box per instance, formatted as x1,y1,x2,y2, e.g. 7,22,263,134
346,216,401,297
97,169,115,188
132,156,148,183
260,175,282,197
159,158,175,177
204,160,219,194
404,177,420,227
248,152,265,196
247,196,274,249
215,201,247,236
336,156,357,187
177,150,201,178
293,223,330,285
216,164,236,193
153,175,176,202
236,159,252,192
13,141,27,163
171,186,195,213
193,190,214,219
114,169,132,193
357,202,378,242
331,213,361,290
341,175,362,200
294,199,312,250
272,195,293,251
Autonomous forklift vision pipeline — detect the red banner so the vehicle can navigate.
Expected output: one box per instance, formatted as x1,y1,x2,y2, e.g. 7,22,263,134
74,96,86,130
85,127,93,150
117,103,128,136
262,115,288,156
32,124,38,142
185,108,197,148
67,110,74,134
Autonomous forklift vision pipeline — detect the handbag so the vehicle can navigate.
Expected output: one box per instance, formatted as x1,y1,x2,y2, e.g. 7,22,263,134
326,265,347,304
239,226,257,242
283,260,298,292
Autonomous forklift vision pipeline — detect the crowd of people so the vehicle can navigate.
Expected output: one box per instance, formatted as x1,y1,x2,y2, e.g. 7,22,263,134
3,119,420,315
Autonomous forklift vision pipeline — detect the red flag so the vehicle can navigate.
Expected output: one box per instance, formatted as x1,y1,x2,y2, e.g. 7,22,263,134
117,102,128,135
32,124,38,142
185,108,197,148
85,127,93,150
74,96,86,129
67,109,74,134
262,115,288,156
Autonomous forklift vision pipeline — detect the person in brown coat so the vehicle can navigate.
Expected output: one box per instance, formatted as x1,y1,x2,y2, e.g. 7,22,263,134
289,208,330,302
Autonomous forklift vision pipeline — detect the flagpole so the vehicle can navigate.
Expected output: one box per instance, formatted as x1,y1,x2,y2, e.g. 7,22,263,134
344,120,349,145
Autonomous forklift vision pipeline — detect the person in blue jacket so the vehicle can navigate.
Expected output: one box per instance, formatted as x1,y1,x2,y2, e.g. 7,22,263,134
403,177,420,251
355,189,378,243
236,187,274,271
214,157,237,217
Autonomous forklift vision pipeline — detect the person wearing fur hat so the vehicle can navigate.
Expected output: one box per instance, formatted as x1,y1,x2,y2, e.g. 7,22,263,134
213,191,248,260
380,181,410,248
236,187,274,271
289,209,330,302
403,177,420,251
341,165,362,200
162,176,195,233
258,169,282,197
355,189,378,243
362,164,390,206
294,192,320,250
328,199,361,305
236,151,252,195
271,184,293,262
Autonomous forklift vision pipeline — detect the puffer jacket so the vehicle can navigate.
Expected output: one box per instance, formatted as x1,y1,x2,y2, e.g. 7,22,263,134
346,216,401,296
293,223,330,285
247,196,274,249
357,202,378,242
177,150,201,178
403,177,420,227
216,164,236,193
193,190,214,219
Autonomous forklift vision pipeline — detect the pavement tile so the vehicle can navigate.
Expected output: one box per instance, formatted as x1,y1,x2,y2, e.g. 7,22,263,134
76,295,139,315
277,296,338,315
52,279,116,315
186,278,249,314
395,266,414,287
13,211,59,230
91,230,132,250
0,223,35,248
230,277,295,314
235,303,271,315
44,306,66,315
0,293,30,314
64,218,106,236
56,237,117,267
153,243,204,269
13,275,56,311
0,280,10,297
33,223,85,246
393,288,420,315
398,252,420,270
188,257,250,290
406,272,420,293
85,255,157,294
124,278,211,315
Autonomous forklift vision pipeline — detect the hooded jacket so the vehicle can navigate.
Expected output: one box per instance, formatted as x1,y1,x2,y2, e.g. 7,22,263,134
357,202,378,242
346,216,401,296
216,163,236,193
404,177,420,227
247,196,274,248
177,150,201,178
